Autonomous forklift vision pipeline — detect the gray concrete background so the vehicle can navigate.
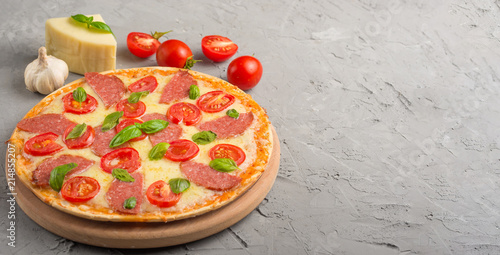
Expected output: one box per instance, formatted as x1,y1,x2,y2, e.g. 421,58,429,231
1,0,500,254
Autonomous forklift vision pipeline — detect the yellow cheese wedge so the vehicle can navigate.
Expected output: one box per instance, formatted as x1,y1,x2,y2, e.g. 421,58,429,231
45,14,116,75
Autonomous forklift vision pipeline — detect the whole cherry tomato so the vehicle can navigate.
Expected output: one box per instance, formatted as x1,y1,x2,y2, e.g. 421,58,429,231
227,56,263,90
156,39,195,68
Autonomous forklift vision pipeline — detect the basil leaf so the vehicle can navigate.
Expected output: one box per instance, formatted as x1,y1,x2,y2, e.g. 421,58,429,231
209,158,239,172
137,119,168,134
189,85,200,100
112,168,135,182
101,111,124,132
49,163,78,192
226,109,239,119
169,178,190,194
66,123,87,139
192,131,217,145
73,87,87,103
71,14,115,37
71,14,91,24
128,91,149,104
149,142,170,161
90,21,114,36
109,125,142,148
123,197,137,209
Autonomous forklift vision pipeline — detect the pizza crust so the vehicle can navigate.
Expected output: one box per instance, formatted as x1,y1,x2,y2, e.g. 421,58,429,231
10,67,273,222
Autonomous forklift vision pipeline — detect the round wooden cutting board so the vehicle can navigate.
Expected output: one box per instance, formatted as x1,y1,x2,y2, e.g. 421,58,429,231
8,127,280,249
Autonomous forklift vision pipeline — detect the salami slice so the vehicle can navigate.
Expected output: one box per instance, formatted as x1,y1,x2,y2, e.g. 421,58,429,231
197,112,254,139
85,72,126,108
91,125,129,157
141,113,182,146
17,113,76,135
32,155,94,187
159,70,196,104
106,172,143,214
180,161,241,191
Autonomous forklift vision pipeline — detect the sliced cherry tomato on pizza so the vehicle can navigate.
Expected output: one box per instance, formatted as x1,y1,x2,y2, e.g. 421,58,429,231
100,147,141,173
116,99,146,118
209,144,246,166
24,132,63,156
227,55,263,90
167,102,202,126
127,31,171,58
61,176,100,203
146,180,181,208
128,76,158,93
63,124,95,149
201,35,238,62
156,39,194,68
116,119,146,142
63,93,98,114
164,139,199,162
196,91,235,113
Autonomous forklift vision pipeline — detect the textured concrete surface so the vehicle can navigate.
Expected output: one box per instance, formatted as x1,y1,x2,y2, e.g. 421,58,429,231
1,0,500,254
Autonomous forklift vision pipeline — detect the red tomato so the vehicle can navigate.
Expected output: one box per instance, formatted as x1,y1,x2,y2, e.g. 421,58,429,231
101,148,141,173
209,144,246,166
116,99,146,118
61,176,100,203
63,124,95,149
146,180,181,208
116,119,146,142
128,76,158,93
63,93,98,114
24,132,63,156
156,39,193,68
167,102,202,126
196,91,235,113
201,35,238,62
227,56,263,90
127,32,170,58
164,139,199,162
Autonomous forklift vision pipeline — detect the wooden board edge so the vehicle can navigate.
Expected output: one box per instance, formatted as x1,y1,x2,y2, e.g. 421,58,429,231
7,126,280,248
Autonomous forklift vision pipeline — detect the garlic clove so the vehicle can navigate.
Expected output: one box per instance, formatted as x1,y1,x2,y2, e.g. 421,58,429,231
25,46,69,95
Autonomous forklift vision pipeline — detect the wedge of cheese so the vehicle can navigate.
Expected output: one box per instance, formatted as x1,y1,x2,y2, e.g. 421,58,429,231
45,14,116,75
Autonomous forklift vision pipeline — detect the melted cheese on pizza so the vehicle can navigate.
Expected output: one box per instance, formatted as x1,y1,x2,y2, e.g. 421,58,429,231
15,71,259,214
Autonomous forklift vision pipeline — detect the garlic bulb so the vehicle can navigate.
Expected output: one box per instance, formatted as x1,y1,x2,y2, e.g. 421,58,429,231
24,47,69,95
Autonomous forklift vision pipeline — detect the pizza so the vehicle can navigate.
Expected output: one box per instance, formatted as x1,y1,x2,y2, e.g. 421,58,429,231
9,67,273,222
